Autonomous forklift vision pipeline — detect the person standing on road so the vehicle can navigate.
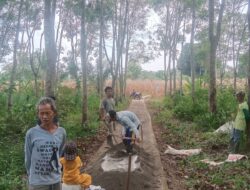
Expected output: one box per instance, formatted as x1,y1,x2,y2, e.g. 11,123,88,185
99,86,116,133
25,97,66,190
229,91,250,153
108,110,141,153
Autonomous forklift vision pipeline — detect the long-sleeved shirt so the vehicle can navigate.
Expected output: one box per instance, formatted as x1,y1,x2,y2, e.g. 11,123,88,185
116,111,141,137
235,101,249,131
25,125,66,185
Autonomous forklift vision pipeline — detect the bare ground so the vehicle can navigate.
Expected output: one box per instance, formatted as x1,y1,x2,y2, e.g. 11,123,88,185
77,100,168,190
146,101,187,190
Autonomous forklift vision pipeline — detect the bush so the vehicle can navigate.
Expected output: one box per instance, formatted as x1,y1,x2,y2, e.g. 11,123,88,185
173,87,236,130
173,88,208,121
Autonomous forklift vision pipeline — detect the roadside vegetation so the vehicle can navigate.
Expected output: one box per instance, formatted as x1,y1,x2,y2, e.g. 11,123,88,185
0,84,128,190
149,86,250,190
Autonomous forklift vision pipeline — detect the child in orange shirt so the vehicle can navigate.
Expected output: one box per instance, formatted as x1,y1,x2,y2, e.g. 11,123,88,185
60,141,92,189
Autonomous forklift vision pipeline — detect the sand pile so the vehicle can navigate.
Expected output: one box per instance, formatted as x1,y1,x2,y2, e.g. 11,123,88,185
87,143,162,190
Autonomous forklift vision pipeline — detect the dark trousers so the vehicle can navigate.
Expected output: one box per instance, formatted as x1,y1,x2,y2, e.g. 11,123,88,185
229,128,243,153
123,125,140,153
29,182,61,190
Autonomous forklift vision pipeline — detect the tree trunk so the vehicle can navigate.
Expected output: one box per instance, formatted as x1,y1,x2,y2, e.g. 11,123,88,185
232,1,237,91
56,17,65,89
123,25,130,97
98,0,104,97
7,0,23,111
81,0,88,125
27,27,39,97
180,15,186,94
164,49,167,96
113,0,128,100
44,0,57,97
112,0,118,89
208,0,225,113
246,0,250,149
168,50,172,95
172,47,176,92
190,0,196,101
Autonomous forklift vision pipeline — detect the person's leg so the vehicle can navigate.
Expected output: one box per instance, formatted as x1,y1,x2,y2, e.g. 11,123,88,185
104,119,114,147
79,173,92,189
230,129,243,153
51,182,61,190
112,121,116,131
234,129,243,153
123,129,132,153
229,129,236,153
29,185,50,190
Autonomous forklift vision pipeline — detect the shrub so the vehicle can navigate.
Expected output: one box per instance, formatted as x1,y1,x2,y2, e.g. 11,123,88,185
172,87,236,130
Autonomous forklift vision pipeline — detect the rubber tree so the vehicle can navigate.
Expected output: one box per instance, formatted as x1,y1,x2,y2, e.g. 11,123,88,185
81,0,88,125
208,0,225,113
7,0,23,111
44,0,57,97
247,0,250,148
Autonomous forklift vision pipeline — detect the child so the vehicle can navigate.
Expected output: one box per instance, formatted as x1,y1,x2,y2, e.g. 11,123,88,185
229,91,250,153
60,141,92,189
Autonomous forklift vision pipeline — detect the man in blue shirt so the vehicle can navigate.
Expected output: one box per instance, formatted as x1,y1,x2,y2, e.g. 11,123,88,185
108,110,141,153
25,97,66,190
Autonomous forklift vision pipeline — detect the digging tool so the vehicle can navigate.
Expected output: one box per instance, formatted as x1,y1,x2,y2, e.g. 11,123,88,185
102,120,118,147
126,153,132,190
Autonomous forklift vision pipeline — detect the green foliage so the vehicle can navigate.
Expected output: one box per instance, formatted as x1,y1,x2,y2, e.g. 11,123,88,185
127,61,142,79
150,103,250,189
173,87,236,130
0,82,129,189
140,70,165,80
178,42,208,77
238,52,249,78
173,88,208,121
0,137,27,190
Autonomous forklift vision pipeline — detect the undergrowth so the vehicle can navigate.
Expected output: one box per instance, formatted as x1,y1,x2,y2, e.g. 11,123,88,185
149,87,250,190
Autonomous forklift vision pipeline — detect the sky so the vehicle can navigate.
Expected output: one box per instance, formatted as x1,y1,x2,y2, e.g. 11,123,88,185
0,5,189,73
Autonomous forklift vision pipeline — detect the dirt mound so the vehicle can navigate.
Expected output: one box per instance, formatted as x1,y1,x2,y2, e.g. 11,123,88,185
87,143,161,190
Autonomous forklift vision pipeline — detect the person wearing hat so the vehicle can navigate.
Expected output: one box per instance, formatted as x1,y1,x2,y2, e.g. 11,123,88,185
60,141,92,189
229,91,250,153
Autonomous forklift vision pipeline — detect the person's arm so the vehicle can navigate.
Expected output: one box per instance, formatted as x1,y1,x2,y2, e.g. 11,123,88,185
99,100,106,120
121,126,126,137
59,128,66,157
24,131,32,176
243,109,250,121
99,108,105,120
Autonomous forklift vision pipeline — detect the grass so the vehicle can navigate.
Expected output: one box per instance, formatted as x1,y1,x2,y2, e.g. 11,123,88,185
149,99,250,190
0,86,129,190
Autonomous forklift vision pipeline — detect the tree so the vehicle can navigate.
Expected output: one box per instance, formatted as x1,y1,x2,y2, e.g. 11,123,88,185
81,0,88,125
7,0,24,111
190,0,196,100
247,0,250,147
98,0,104,96
44,0,57,97
127,61,142,79
208,0,225,113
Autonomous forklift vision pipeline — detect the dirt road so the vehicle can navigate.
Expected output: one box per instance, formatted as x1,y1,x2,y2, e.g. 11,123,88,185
86,100,168,190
